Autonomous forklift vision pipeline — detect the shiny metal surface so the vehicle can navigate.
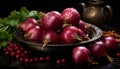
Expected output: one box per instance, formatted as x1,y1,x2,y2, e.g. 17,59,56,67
80,0,112,27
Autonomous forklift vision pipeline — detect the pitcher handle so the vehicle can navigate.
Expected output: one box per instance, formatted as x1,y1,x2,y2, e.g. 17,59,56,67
76,2,87,13
80,3,87,11
103,5,112,24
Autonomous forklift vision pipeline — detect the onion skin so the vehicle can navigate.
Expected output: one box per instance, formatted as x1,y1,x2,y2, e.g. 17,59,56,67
18,18,38,33
62,7,80,26
78,29,90,40
91,41,113,62
103,36,118,51
60,26,81,44
60,29,79,44
41,31,61,44
24,26,43,42
41,11,64,31
91,41,107,58
72,46,91,65
78,20,90,34
60,26,89,44
40,31,61,49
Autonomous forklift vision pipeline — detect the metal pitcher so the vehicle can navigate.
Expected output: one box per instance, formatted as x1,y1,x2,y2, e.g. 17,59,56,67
78,0,112,27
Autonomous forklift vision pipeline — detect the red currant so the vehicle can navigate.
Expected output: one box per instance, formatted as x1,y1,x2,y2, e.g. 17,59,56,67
40,57,44,62
56,60,61,64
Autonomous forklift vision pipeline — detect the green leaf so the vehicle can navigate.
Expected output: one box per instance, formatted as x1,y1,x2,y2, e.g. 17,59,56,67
0,23,4,29
0,41,7,49
19,7,30,21
0,18,4,24
4,19,20,27
0,30,9,40
28,10,41,19
7,10,20,19
7,33,13,41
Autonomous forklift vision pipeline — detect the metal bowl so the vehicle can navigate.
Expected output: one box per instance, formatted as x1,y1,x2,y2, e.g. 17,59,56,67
14,23,102,55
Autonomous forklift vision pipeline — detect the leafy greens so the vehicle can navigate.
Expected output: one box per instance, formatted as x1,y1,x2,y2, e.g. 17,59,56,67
0,7,41,49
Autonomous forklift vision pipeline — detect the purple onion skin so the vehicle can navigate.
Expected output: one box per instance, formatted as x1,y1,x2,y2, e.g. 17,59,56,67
41,31,61,44
91,41,107,58
24,26,43,42
78,20,88,34
60,26,87,44
62,7,80,26
41,11,64,32
103,36,118,51
72,46,91,65
78,29,88,40
19,18,39,33
60,26,86,44
60,28,78,44
60,26,78,44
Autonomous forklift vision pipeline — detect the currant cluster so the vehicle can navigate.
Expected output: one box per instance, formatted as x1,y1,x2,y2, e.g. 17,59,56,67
2,41,66,64
3,41,50,63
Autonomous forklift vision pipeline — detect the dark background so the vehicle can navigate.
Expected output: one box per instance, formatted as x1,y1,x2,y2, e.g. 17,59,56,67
0,0,120,28
0,1,120,69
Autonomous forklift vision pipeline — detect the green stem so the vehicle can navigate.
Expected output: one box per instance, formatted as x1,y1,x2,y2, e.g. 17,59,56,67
3,25,9,31
0,25,9,31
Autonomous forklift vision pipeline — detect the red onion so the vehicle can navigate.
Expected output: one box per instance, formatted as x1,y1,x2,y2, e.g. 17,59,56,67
41,31,60,49
62,7,80,26
18,18,39,33
60,26,89,44
91,41,107,58
103,36,118,51
78,20,91,34
72,46,91,65
41,11,64,31
91,41,113,62
24,26,43,42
